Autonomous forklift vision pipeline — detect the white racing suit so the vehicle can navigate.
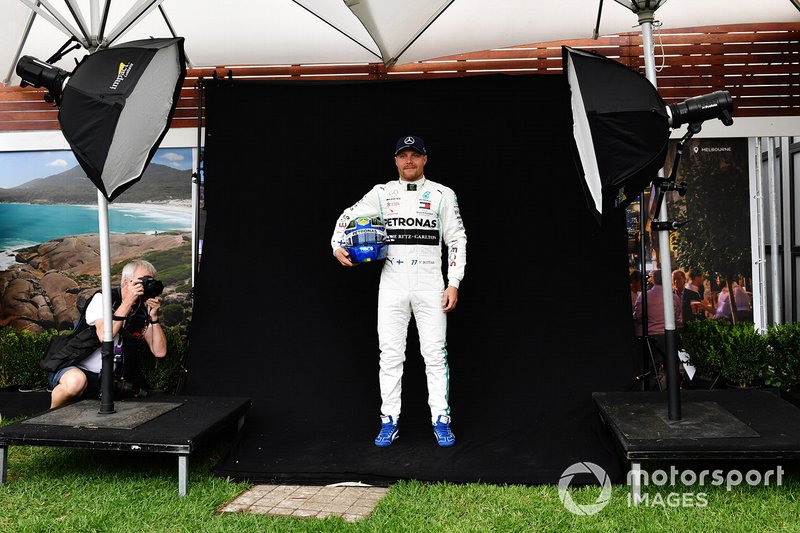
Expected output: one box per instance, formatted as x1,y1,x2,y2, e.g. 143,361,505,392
332,177,467,421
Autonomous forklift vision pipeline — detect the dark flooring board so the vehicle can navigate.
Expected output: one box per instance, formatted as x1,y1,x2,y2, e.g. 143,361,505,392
21,400,184,430
0,396,250,453
594,390,800,460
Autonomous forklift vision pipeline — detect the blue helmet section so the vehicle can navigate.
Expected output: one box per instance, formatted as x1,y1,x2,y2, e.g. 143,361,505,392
342,217,392,263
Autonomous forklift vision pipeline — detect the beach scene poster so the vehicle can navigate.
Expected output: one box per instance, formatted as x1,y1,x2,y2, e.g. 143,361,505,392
0,147,196,333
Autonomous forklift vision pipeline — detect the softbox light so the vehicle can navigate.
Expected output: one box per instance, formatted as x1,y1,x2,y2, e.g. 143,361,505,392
16,37,185,415
18,37,186,201
562,46,670,222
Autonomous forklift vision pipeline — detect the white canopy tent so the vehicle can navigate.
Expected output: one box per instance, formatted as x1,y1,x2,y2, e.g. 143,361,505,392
2,0,799,87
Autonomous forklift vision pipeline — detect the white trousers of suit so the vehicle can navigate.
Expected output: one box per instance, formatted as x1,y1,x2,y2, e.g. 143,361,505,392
378,286,449,422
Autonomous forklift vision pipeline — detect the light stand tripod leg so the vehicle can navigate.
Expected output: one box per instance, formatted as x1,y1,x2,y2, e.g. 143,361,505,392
637,189,654,391
645,336,663,392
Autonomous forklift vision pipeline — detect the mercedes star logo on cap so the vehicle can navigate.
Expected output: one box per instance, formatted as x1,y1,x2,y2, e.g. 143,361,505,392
404,136,415,144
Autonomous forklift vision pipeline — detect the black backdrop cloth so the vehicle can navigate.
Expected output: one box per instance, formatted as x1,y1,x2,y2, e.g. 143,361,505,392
184,74,639,485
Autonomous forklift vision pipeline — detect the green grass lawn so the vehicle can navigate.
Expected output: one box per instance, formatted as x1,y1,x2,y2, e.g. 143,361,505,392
1,429,799,532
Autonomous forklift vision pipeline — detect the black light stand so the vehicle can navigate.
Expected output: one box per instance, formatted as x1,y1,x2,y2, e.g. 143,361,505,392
642,123,698,416
16,37,186,416
564,3,733,420
633,1,681,421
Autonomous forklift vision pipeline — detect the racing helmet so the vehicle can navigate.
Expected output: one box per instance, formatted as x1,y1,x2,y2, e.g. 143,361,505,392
341,217,392,263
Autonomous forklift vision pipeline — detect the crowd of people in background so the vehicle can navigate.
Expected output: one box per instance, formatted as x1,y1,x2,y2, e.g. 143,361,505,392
631,267,753,333
630,266,753,390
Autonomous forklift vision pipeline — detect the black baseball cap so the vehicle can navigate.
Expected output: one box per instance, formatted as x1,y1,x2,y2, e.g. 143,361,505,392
394,135,427,155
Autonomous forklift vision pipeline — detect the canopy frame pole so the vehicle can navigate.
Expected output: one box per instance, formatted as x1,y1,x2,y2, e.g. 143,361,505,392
102,0,165,48
640,7,682,421
16,0,85,44
63,0,91,45
89,0,101,42
3,3,38,86
97,190,116,414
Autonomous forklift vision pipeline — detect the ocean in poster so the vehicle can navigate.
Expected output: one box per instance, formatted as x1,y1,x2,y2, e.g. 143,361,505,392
0,202,192,252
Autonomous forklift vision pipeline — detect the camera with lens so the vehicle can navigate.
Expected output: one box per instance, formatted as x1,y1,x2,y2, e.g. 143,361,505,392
138,275,164,299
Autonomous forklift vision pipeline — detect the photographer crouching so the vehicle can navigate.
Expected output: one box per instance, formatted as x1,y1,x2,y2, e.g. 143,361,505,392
46,259,167,409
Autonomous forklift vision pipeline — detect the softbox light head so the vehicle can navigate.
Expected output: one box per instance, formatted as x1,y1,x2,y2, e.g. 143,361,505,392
15,56,71,104
562,46,670,223
46,37,186,201
668,90,733,128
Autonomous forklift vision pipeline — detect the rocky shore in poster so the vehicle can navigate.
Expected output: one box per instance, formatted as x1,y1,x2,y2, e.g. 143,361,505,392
0,232,190,333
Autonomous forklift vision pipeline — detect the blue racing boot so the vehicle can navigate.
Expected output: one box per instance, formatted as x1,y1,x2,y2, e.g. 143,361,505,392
433,415,455,447
374,415,399,447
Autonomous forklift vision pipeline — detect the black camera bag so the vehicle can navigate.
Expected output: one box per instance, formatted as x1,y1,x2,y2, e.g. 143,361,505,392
40,289,121,373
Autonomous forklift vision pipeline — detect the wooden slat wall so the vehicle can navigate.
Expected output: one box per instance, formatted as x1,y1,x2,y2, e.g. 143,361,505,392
2,22,797,132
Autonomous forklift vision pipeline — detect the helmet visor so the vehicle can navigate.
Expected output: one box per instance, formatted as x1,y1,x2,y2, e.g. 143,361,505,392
344,228,385,247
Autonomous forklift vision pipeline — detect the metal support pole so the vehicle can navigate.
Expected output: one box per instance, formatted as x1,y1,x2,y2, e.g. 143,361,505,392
89,0,100,41
191,78,203,287
178,454,189,496
767,137,782,324
0,445,7,485
640,11,680,420
629,461,642,505
97,191,115,414
754,138,768,328
780,137,793,323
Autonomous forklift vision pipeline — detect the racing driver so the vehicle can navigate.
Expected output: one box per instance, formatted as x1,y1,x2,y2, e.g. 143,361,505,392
331,134,467,448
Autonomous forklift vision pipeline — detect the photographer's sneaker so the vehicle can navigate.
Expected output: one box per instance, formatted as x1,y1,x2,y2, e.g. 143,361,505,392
374,415,399,447
432,415,455,447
